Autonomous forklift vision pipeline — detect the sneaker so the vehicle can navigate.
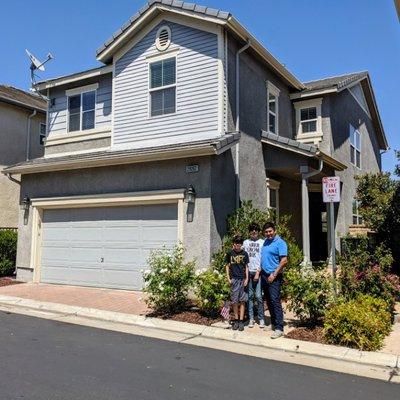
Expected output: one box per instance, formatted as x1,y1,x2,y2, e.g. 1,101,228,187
232,320,239,330
271,330,284,339
238,321,244,331
248,319,255,328
259,319,265,329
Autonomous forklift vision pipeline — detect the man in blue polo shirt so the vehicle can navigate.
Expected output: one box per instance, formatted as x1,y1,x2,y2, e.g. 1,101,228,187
260,221,288,339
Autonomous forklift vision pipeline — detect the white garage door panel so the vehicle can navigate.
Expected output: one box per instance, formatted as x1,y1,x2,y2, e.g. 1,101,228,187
40,204,178,290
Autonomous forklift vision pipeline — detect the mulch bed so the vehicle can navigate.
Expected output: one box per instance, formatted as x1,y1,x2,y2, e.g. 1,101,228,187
0,277,22,287
285,326,326,344
147,308,223,326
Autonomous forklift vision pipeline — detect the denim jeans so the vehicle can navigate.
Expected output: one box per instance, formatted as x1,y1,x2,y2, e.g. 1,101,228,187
247,273,264,321
261,272,284,331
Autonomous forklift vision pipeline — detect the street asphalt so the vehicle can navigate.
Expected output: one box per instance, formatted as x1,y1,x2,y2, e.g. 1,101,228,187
0,311,398,400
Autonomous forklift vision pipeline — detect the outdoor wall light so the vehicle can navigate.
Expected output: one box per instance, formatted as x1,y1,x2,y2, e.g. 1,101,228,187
184,185,196,204
20,195,31,211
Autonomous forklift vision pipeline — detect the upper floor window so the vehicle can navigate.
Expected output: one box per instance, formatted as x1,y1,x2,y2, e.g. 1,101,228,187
266,81,280,135
350,124,361,168
294,98,323,144
67,88,96,132
149,57,176,117
352,199,363,225
266,178,280,220
39,123,46,145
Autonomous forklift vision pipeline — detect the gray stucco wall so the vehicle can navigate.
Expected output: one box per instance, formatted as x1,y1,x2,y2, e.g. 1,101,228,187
329,89,381,240
0,102,45,228
16,156,224,282
226,33,296,211
45,137,111,155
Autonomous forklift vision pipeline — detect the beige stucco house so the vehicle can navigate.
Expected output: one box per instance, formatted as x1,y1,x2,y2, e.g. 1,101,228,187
0,85,46,228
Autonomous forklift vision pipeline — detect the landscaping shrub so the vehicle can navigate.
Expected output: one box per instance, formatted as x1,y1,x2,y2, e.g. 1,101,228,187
324,295,392,351
339,243,399,308
194,268,230,317
284,266,333,324
0,229,17,277
142,244,195,313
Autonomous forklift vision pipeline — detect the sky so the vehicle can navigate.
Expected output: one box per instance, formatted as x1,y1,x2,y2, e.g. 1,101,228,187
1,0,399,173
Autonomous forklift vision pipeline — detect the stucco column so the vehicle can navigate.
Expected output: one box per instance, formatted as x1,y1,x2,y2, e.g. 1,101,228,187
300,169,311,265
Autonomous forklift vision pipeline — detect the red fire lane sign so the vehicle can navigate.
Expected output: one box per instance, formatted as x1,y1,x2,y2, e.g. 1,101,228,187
322,176,340,203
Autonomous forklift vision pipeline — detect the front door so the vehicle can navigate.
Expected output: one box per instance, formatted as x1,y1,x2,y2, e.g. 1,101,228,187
309,192,328,263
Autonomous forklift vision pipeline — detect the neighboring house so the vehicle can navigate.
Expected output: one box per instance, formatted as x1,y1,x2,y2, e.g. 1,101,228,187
3,0,388,290
0,85,46,228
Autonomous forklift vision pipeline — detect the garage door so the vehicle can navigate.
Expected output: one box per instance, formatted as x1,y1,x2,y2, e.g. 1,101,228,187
40,204,178,290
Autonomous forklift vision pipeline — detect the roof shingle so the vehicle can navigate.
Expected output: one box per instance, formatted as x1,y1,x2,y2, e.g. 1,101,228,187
303,71,368,92
0,85,47,111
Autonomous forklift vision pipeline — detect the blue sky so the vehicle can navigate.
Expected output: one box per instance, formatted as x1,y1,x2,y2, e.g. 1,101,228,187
1,0,399,173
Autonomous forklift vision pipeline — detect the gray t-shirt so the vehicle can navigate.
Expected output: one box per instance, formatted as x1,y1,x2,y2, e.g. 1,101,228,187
243,239,264,273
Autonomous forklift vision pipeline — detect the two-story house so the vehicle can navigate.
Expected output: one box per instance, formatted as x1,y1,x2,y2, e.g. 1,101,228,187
0,85,46,229
3,0,388,290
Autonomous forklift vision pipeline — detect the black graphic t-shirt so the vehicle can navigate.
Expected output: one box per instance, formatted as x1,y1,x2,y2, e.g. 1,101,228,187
225,250,249,279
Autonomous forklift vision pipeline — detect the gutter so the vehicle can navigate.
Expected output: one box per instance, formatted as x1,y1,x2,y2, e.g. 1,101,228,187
6,173,21,185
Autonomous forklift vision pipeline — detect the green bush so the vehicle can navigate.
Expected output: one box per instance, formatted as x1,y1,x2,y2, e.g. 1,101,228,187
0,230,17,277
324,295,392,351
194,268,230,317
339,243,399,307
284,266,333,324
142,244,195,313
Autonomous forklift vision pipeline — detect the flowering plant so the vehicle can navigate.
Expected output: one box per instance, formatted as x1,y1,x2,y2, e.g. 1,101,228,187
142,244,195,313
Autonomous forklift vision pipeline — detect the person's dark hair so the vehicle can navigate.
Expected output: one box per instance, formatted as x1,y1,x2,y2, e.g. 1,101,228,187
263,222,276,231
232,235,244,244
248,223,260,232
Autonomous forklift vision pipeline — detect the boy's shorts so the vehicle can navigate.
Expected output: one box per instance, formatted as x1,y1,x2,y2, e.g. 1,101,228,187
230,278,248,303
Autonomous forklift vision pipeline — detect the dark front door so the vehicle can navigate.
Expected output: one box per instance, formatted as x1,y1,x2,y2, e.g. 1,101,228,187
309,192,328,263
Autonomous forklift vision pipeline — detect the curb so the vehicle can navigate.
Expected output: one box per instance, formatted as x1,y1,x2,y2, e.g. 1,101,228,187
0,295,398,380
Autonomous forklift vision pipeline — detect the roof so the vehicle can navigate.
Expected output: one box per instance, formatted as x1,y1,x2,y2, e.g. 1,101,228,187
95,0,304,89
35,65,113,93
0,85,47,112
303,71,369,92
2,132,240,175
261,131,347,171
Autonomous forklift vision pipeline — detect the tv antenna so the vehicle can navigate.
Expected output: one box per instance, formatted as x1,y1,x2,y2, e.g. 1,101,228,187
25,49,53,94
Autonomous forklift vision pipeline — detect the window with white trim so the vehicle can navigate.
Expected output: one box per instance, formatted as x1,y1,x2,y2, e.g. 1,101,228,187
39,123,46,145
67,90,96,132
267,82,280,135
294,98,323,144
149,57,176,117
352,199,363,225
350,124,361,168
266,178,280,219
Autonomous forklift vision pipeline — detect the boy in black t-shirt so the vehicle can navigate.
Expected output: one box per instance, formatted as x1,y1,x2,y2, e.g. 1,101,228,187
225,235,249,331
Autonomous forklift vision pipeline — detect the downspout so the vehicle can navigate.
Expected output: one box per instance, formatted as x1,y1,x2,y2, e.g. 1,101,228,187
234,40,250,209
26,109,37,161
300,156,324,266
6,173,21,185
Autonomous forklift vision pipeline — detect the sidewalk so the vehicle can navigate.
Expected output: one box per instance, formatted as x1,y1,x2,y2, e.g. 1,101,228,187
0,283,398,383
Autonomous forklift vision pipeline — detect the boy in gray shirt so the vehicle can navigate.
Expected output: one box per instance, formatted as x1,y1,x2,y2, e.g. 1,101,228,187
243,223,265,328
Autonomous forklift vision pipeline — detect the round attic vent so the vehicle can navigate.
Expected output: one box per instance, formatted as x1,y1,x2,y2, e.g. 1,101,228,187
155,26,171,51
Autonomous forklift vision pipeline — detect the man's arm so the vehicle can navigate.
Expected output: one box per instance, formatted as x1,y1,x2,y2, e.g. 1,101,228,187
268,256,288,282
244,264,249,286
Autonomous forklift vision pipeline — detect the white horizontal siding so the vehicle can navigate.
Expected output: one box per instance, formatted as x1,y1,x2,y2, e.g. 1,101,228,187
47,74,112,136
113,20,220,148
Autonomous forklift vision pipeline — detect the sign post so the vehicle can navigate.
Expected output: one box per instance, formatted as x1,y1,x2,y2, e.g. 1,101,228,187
322,176,341,298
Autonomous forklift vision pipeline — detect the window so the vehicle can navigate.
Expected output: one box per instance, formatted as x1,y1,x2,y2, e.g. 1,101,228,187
350,124,361,168
352,199,363,225
300,107,317,133
266,82,280,135
67,90,96,132
266,178,280,219
294,98,323,144
149,57,176,117
39,123,46,145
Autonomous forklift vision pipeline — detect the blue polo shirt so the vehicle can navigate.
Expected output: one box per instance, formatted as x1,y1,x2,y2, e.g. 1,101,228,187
260,235,288,273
